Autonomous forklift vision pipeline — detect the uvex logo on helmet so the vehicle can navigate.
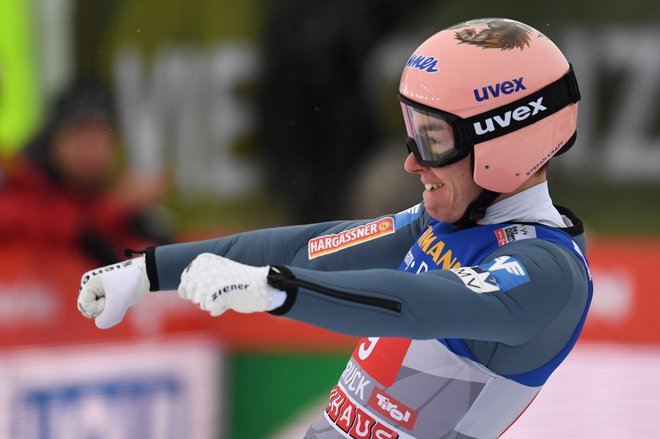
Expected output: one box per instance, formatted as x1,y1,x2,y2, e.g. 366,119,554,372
473,77,526,102
473,97,547,136
406,54,439,73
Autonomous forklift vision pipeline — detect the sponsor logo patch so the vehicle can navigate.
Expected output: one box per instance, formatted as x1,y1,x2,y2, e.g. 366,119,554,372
481,256,530,291
473,77,526,102
453,256,531,293
406,54,439,73
449,266,500,294
472,96,547,136
494,224,537,246
414,226,462,270
368,387,418,430
326,386,401,438
308,218,395,259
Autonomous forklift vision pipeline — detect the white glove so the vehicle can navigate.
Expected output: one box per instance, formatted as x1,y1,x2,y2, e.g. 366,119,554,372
77,256,150,329
178,253,285,317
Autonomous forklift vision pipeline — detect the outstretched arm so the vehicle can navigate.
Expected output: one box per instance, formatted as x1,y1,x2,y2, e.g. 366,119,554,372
152,206,426,290
78,205,428,327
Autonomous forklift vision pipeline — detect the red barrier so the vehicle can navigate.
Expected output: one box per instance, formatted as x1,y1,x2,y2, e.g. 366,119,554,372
580,237,660,344
0,237,658,351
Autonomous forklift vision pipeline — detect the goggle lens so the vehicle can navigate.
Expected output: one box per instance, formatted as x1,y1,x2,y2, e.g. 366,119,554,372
401,102,467,167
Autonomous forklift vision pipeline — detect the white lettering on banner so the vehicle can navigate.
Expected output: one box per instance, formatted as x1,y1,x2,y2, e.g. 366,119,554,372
589,268,633,323
110,28,660,204
0,282,59,326
559,27,660,181
4,340,219,439
115,43,258,198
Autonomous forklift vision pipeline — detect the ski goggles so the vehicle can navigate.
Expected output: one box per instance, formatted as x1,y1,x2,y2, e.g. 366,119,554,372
399,66,580,168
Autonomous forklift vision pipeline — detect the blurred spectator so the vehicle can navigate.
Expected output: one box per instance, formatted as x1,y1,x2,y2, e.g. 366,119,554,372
0,79,172,267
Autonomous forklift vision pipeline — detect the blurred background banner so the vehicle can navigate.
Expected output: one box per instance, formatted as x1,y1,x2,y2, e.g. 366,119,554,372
0,0,659,438
0,338,221,438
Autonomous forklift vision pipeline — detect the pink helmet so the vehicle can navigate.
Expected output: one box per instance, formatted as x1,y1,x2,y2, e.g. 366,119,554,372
399,18,580,194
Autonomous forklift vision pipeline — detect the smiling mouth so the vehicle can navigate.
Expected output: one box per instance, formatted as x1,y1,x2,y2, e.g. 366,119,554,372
424,183,444,191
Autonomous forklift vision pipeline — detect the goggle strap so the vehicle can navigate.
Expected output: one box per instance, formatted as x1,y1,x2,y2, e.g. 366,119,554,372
461,66,580,145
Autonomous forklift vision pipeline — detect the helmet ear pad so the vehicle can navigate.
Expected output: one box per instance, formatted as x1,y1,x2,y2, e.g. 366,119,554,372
473,104,578,193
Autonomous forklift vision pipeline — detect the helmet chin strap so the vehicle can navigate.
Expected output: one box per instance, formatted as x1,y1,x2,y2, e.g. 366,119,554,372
452,189,500,230
452,151,500,230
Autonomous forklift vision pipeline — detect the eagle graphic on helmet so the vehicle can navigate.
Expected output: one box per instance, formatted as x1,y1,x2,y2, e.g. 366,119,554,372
452,18,534,51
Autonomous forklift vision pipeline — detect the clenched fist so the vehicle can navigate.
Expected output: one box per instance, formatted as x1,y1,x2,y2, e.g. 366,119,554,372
77,256,150,329
178,253,285,316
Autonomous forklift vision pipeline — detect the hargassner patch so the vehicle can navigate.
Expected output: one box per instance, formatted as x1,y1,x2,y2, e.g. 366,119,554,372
308,218,395,260
494,224,537,246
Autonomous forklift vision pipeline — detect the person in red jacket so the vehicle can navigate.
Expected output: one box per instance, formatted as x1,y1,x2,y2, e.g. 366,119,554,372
0,79,171,267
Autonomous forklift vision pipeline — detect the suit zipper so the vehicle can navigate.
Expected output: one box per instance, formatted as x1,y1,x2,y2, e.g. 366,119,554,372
271,276,402,313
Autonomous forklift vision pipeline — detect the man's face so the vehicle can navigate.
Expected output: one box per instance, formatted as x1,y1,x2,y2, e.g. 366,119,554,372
404,111,481,222
404,152,481,223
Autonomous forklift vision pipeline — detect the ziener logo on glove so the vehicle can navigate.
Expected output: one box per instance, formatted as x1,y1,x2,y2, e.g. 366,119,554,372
79,260,134,291
212,284,249,301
